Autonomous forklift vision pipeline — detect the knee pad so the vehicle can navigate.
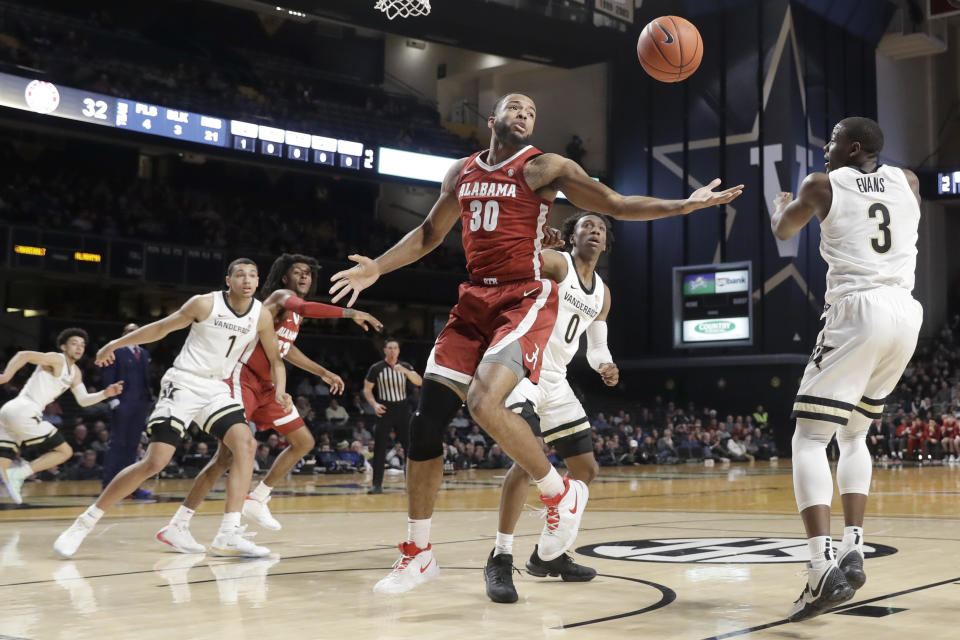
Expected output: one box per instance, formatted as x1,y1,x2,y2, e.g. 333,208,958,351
408,379,464,461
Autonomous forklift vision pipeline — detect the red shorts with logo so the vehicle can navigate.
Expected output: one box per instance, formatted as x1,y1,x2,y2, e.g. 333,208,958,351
426,278,558,387
227,367,305,436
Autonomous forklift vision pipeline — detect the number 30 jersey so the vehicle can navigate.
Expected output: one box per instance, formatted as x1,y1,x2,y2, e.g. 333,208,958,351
542,251,606,379
821,165,919,305
173,291,262,380
456,145,553,284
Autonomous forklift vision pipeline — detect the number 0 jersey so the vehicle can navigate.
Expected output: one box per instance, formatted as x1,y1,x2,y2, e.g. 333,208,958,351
173,291,261,379
542,252,605,378
821,165,919,305
456,145,552,284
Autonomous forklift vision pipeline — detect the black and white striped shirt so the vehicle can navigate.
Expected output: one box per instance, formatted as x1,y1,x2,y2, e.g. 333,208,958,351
365,360,414,403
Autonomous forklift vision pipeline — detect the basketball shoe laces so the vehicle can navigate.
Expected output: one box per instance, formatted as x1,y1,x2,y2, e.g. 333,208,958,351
389,542,418,575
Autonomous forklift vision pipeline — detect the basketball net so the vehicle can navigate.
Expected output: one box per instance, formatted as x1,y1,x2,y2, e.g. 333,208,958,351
374,0,431,19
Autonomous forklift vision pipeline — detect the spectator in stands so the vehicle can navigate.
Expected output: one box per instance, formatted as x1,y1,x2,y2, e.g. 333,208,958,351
450,408,470,431
591,412,609,431
385,443,405,470
484,444,509,469
466,424,487,446
43,401,63,427
726,435,752,463
657,428,678,464
638,436,657,464
619,439,640,465
941,414,959,462
69,424,91,453
351,420,372,445
866,419,888,459
65,450,102,481
752,404,769,430
753,428,777,461
471,444,486,469
596,439,618,467
90,428,110,463
678,431,703,460
325,398,349,425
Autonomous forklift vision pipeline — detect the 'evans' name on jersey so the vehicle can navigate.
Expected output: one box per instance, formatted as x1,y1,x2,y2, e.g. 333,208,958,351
855,176,885,193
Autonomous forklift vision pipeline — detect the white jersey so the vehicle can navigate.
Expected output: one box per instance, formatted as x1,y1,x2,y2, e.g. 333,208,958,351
543,252,606,376
173,291,262,380
821,164,919,305
19,352,75,408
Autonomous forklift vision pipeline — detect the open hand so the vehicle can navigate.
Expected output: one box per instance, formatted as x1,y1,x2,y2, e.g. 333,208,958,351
322,371,345,395
350,310,383,332
329,255,380,307
686,178,744,212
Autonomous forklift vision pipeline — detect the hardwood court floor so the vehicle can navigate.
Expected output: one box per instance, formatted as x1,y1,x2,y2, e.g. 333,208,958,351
1,461,958,640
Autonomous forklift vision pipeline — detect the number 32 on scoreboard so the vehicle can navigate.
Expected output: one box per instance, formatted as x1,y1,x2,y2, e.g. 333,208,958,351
81,97,108,120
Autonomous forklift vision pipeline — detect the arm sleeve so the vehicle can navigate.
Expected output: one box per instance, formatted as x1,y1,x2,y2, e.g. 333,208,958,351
71,384,107,407
283,295,344,319
585,321,613,371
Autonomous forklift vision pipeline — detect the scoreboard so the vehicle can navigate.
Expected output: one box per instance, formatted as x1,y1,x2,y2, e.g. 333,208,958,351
0,72,375,172
673,261,753,349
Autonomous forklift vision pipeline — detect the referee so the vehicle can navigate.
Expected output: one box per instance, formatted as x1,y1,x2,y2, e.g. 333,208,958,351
363,338,422,494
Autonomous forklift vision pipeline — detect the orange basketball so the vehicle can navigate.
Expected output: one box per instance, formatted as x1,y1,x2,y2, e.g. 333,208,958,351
637,15,703,83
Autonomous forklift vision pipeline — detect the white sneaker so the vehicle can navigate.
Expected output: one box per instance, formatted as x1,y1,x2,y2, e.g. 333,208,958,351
373,542,439,594
53,514,97,558
156,522,207,554
210,525,269,558
242,495,281,531
787,561,854,622
537,477,589,561
1,460,30,504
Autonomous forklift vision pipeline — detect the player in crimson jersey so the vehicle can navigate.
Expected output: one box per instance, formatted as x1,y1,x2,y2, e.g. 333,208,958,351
940,414,959,462
156,253,382,554
331,93,743,595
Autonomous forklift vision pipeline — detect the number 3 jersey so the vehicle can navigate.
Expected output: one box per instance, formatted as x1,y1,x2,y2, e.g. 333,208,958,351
821,165,919,305
456,145,552,284
543,251,605,380
173,291,262,380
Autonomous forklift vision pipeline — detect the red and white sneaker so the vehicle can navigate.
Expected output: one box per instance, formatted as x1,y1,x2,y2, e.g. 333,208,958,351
373,542,439,594
537,477,589,561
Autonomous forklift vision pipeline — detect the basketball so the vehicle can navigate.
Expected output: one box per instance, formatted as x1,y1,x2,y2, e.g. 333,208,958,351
637,15,703,83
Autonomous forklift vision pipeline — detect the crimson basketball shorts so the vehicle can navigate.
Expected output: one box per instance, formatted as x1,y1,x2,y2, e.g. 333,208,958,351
229,368,305,436
424,278,559,394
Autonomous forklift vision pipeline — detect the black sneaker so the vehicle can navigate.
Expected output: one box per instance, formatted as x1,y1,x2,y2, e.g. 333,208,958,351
367,485,383,495
484,549,518,603
787,562,855,623
525,544,597,582
838,548,866,590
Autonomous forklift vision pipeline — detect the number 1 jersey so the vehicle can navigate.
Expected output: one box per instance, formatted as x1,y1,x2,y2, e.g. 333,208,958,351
456,145,552,284
821,165,919,305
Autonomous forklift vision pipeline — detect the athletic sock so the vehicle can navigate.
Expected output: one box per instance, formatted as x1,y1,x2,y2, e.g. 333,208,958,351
220,511,241,533
808,535,834,569
407,517,431,549
172,505,195,527
249,481,272,502
534,467,565,498
841,526,864,552
82,505,104,523
494,532,514,557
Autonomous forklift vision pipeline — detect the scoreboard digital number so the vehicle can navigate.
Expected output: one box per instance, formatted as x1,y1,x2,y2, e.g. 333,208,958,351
0,71,375,174
673,261,753,349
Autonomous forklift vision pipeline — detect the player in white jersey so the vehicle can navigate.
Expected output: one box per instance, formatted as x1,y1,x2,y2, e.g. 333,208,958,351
0,329,123,503
54,258,293,559
771,117,923,622
484,213,619,603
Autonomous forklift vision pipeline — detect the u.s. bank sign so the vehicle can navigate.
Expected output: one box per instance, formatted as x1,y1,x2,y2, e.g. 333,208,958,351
576,538,897,564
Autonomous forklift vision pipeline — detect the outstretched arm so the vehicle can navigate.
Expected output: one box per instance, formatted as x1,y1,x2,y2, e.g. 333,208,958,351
0,351,64,385
284,345,344,395
771,172,832,241
70,369,123,407
96,294,212,366
264,290,385,332
530,154,743,221
329,158,467,306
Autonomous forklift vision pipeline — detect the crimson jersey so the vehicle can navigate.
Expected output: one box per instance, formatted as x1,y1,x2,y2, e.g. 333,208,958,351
456,145,552,284
236,310,301,383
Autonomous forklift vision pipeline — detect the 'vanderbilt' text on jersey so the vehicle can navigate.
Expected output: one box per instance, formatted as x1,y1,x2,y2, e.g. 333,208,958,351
543,252,605,376
456,145,552,284
174,291,262,380
821,165,919,305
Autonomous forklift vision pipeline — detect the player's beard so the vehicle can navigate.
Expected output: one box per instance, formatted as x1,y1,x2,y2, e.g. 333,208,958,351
494,118,529,147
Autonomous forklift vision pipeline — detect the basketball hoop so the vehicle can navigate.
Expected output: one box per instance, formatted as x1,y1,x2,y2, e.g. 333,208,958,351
374,0,431,20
